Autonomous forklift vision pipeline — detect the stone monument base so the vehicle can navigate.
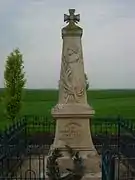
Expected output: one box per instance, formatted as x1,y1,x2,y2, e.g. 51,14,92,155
46,145,101,177
45,172,101,180
50,103,101,178
44,154,101,180
82,172,101,180
56,153,101,174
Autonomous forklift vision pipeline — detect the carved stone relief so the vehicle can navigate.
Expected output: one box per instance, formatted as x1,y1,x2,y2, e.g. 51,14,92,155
59,122,82,143
60,45,85,103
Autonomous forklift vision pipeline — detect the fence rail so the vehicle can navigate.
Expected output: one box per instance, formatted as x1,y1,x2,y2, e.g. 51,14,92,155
0,115,135,179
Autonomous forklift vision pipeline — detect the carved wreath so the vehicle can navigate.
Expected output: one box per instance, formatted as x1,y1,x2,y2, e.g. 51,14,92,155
46,145,85,180
61,54,84,103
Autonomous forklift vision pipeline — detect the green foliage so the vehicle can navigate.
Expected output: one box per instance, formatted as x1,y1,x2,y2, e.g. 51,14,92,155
3,48,26,121
0,89,135,129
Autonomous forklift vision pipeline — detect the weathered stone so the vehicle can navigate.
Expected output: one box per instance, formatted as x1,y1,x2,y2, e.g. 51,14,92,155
50,9,101,179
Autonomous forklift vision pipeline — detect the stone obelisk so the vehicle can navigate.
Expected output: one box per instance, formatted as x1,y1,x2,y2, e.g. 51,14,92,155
51,9,101,178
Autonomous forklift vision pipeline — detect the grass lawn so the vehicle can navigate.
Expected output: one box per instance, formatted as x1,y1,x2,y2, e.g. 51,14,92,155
0,89,135,130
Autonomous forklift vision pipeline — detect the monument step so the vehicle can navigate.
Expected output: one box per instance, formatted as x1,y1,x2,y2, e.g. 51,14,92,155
44,172,101,180
82,172,101,180
45,154,101,174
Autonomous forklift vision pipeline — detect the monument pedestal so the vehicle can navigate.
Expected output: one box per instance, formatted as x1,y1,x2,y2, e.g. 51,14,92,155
50,103,101,176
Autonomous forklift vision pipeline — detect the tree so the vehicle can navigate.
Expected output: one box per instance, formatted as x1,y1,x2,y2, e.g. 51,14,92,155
85,73,89,90
4,48,26,121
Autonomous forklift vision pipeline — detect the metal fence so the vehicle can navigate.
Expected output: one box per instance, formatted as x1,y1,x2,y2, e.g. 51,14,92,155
101,117,135,180
0,115,135,179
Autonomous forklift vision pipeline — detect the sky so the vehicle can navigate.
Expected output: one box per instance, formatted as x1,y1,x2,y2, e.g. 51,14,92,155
0,0,135,89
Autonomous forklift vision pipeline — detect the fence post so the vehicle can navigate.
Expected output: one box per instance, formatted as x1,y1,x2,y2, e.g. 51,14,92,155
117,115,121,180
114,157,119,180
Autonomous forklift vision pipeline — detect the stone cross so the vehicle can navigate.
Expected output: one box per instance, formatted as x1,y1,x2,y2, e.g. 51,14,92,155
64,9,80,24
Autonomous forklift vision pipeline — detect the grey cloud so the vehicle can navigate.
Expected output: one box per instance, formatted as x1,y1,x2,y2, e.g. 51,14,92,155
0,0,135,89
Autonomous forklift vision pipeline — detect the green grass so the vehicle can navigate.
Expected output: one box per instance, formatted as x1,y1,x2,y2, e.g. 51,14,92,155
0,89,135,130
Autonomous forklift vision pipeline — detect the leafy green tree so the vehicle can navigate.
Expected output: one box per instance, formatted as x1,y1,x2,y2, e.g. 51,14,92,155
4,48,26,121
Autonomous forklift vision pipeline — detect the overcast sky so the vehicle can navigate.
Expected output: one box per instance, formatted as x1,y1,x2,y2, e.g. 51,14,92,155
0,0,135,89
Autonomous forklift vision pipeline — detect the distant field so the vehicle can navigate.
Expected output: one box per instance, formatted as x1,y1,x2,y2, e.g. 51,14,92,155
0,89,135,129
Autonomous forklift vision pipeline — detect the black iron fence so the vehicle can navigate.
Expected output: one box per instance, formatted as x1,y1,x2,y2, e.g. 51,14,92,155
102,147,116,180
0,115,135,179
0,117,27,178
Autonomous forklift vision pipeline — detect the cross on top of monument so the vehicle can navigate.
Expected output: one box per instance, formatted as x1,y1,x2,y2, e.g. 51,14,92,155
64,9,80,24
